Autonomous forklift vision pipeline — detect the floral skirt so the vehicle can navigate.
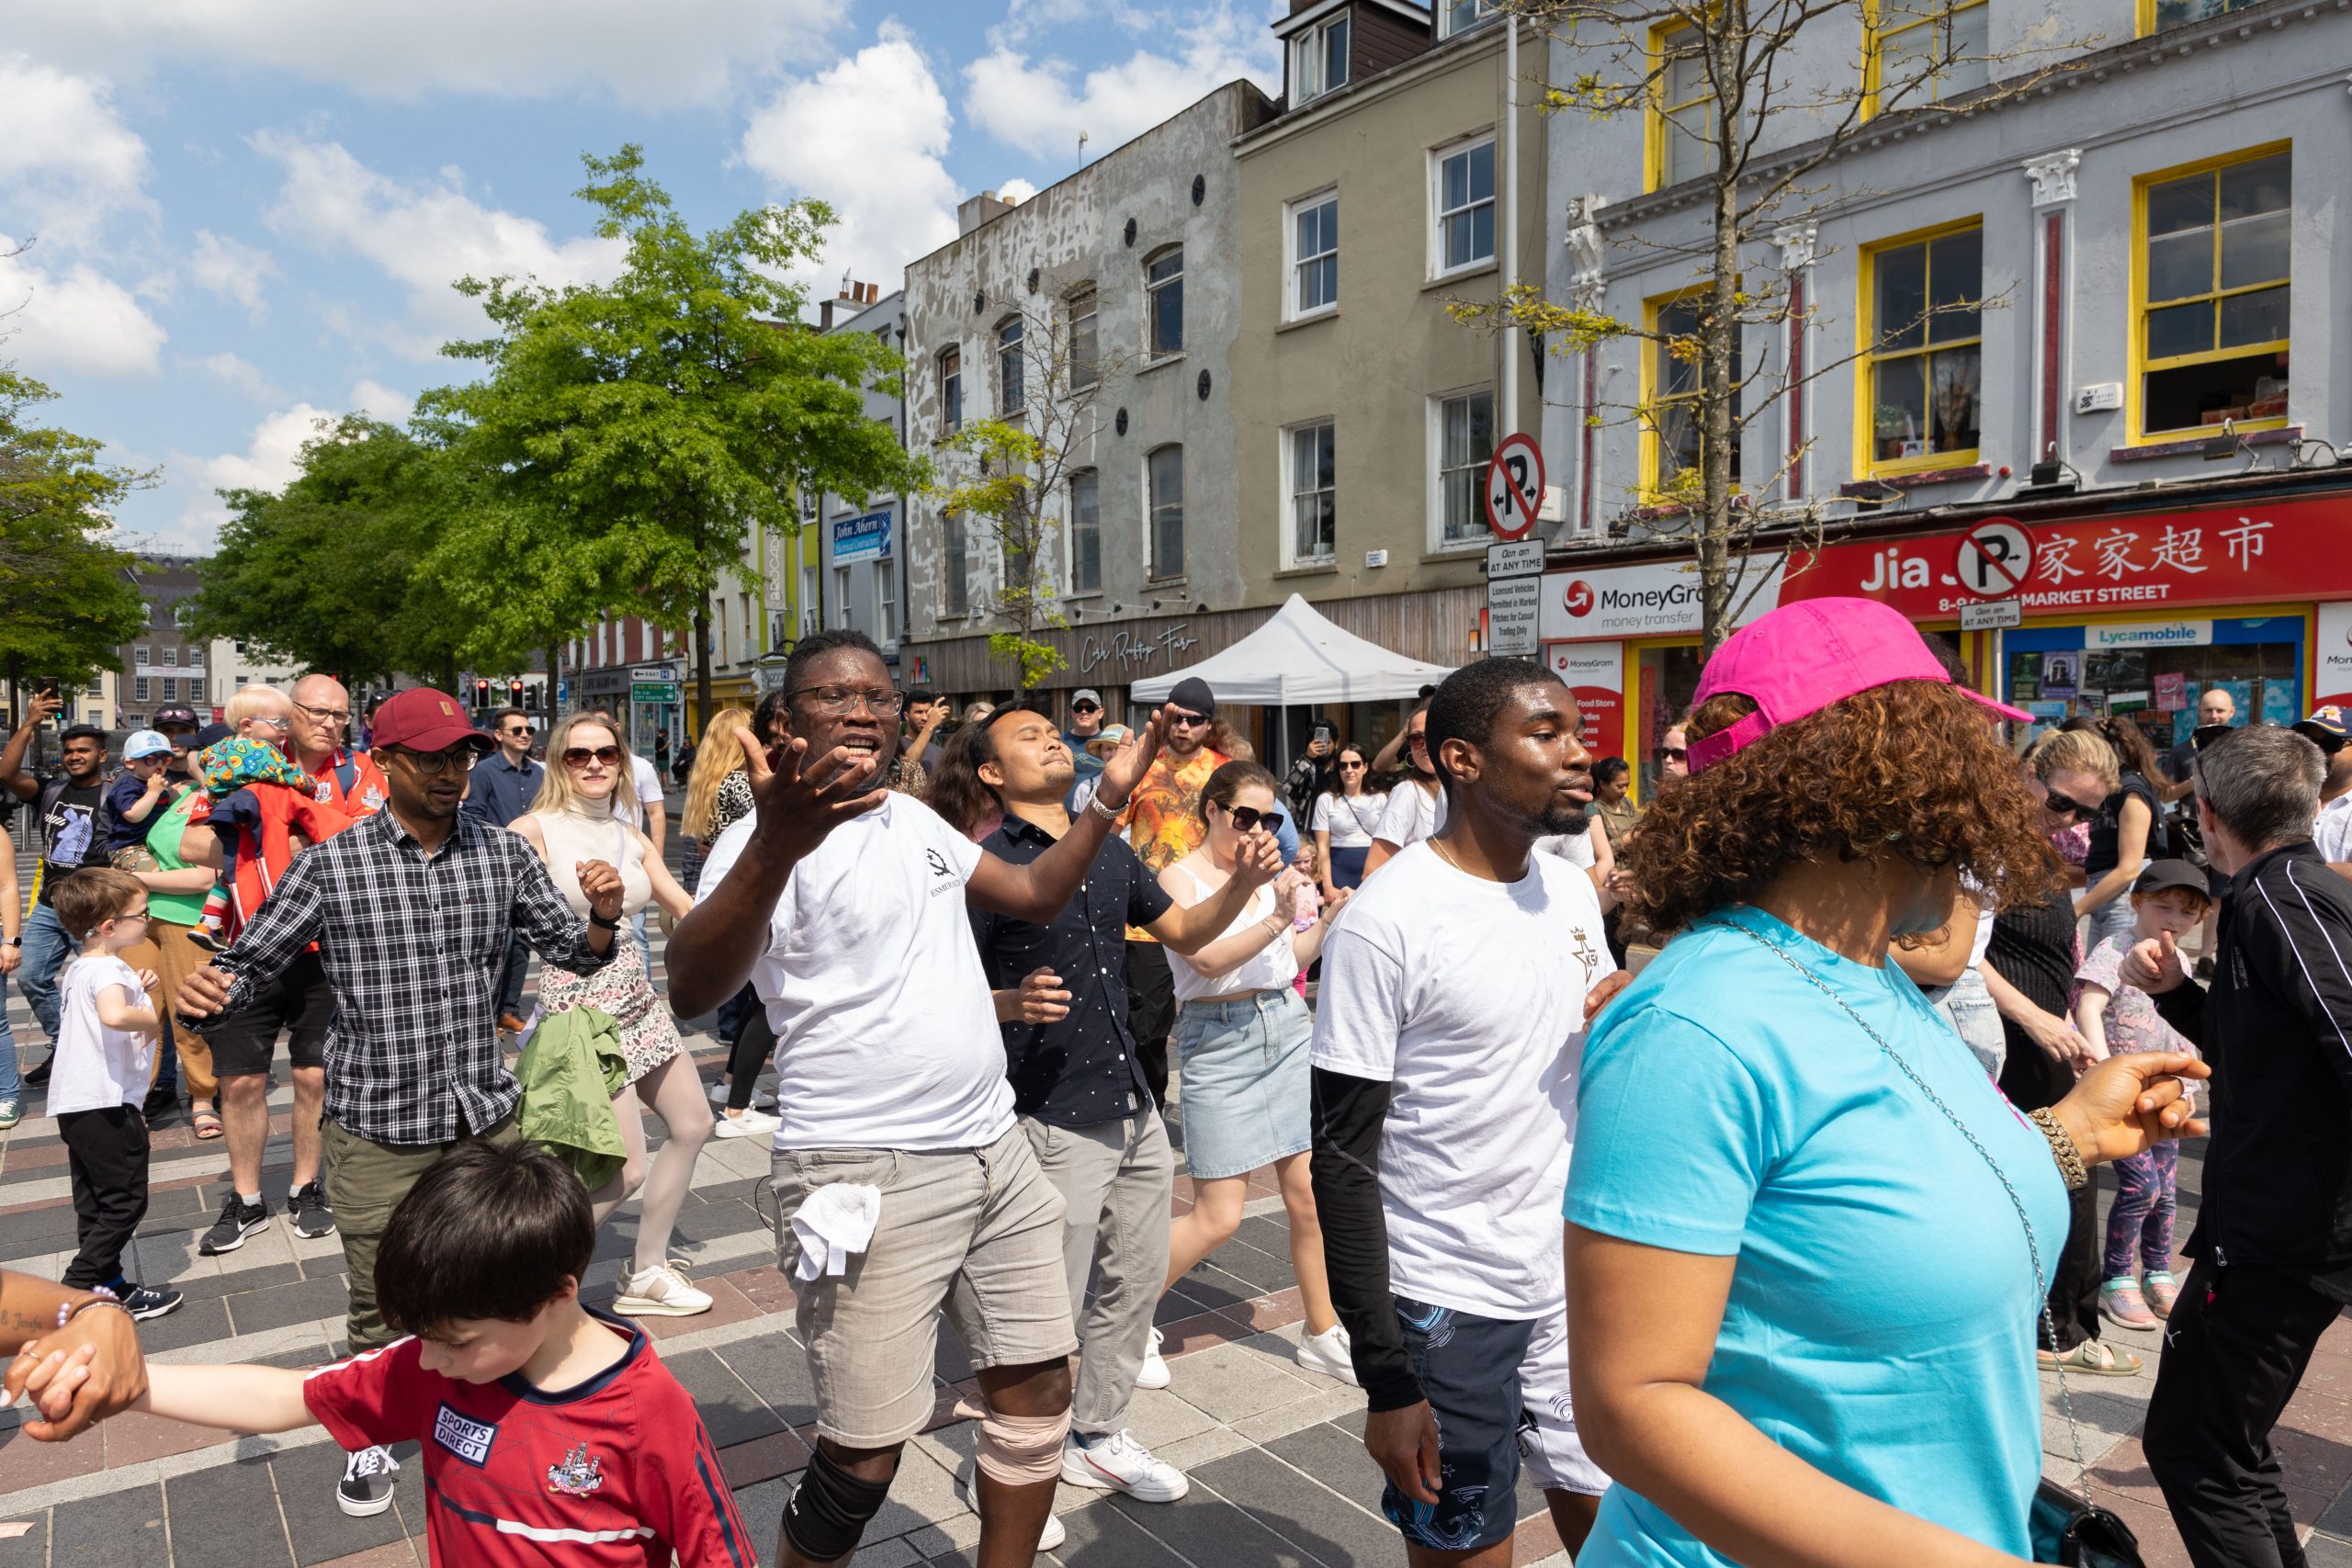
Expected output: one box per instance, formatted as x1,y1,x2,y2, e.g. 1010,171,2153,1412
537,927,680,1087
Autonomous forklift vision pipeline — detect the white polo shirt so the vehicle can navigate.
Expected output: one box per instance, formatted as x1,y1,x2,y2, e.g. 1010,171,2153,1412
698,795,1014,1151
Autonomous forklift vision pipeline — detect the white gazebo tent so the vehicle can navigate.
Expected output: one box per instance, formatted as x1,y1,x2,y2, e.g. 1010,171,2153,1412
1131,593,1456,767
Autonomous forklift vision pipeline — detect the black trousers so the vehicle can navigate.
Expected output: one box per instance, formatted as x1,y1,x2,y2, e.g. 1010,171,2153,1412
2145,1258,2341,1568
1124,940,1175,1109
1998,1039,2101,1350
726,1002,775,1114
57,1105,150,1290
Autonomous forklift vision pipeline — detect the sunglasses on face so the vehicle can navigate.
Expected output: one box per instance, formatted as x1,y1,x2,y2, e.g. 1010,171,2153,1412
564,746,622,768
1168,710,1211,728
1658,746,1688,761
1071,702,1101,714
2042,789,2096,818
1407,731,1429,749
1339,760,1366,770
1221,804,1285,835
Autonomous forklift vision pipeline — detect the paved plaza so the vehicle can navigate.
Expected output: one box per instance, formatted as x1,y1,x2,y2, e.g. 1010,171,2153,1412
5,837,2352,1566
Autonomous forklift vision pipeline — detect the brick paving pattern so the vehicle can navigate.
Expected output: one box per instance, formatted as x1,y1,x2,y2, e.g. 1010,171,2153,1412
5,831,2352,1565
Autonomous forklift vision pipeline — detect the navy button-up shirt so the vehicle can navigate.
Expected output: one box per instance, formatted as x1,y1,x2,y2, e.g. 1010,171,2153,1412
972,813,1173,1129
463,750,545,829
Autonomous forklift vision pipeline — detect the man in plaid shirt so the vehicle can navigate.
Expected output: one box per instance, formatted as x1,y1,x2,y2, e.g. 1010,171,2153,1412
176,686,625,1518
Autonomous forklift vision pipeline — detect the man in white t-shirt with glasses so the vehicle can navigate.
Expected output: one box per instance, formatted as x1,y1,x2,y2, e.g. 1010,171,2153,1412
1311,657,1627,1565
670,629,1176,1568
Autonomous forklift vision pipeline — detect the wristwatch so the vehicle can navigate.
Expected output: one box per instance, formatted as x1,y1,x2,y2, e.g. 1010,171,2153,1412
589,910,621,931
1088,792,1127,824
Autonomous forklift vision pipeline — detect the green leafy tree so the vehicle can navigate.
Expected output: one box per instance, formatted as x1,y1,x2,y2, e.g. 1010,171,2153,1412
0,367,152,713
189,415,520,690
421,145,924,719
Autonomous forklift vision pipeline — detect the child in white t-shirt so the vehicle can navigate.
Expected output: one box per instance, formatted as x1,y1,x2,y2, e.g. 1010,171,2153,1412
48,868,182,1322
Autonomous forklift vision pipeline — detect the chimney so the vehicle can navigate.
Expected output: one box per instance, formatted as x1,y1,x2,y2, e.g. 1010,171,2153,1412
820,299,837,330
958,190,1014,235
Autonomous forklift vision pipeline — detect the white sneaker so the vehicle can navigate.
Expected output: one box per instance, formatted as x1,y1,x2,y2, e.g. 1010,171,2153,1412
1135,1325,1171,1390
707,1079,728,1105
1062,1429,1188,1503
1294,1323,1358,1385
954,1461,1067,1550
713,1109,781,1139
612,1260,714,1317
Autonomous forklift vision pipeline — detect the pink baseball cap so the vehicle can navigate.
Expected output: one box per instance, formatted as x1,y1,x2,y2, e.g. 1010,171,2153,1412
1686,598,2030,773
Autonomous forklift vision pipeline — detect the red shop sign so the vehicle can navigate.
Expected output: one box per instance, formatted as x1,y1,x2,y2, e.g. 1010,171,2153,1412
1781,497,2352,620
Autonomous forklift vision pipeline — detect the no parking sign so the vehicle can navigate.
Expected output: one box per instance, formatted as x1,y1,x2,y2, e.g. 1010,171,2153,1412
1954,519,2034,599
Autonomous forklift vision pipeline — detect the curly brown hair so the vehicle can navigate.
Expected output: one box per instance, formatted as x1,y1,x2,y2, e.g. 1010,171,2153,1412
1617,679,2058,935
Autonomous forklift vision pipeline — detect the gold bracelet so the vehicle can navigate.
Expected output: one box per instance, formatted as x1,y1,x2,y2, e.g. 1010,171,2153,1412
2027,1107,2089,1190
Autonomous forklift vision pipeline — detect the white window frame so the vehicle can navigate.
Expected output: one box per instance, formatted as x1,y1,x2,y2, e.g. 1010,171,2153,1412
133,676,150,703
1067,469,1102,595
1285,189,1340,321
834,565,853,630
1145,445,1185,581
876,561,898,646
1145,247,1185,359
800,564,821,637
1437,0,1500,39
1428,385,1497,553
1430,134,1498,280
186,645,204,669
134,645,151,668
1292,15,1351,104
1282,419,1338,568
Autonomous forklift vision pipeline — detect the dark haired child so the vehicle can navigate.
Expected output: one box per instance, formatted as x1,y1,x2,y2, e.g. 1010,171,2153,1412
50,1141,752,1566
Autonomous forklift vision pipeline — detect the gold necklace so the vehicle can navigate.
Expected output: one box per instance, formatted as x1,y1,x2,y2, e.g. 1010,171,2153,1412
1429,835,1467,874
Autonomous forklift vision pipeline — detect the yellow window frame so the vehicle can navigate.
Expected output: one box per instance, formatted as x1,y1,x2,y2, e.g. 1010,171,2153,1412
2136,0,2260,37
1860,0,1990,119
1854,217,1985,477
1645,19,1716,194
1639,286,1739,503
2127,140,2292,446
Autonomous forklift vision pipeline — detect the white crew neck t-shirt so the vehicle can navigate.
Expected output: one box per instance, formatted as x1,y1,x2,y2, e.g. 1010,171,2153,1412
1312,840,1614,1320
50,955,156,1117
1312,791,1387,851
697,795,1014,1151
1371,779,1445,850
628,756,665,834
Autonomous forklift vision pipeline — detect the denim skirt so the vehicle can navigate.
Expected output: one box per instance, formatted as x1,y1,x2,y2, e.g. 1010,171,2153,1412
1173,988,1313,1180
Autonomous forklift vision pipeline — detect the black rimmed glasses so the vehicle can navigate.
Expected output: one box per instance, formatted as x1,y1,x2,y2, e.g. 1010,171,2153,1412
390,747,477,776
789,686,906,718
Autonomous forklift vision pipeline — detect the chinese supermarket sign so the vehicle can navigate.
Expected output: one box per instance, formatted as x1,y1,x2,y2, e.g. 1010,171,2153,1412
1781,499,2352,618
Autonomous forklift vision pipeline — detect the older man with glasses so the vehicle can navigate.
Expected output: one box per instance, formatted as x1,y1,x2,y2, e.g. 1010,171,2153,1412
288,675,390,819
177,686,623,1519
462,707,546,1033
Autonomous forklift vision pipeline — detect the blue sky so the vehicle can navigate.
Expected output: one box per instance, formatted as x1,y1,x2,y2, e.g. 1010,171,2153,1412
0,0,1281,553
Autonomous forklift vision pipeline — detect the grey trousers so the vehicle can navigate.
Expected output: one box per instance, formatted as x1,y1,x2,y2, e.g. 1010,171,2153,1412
1021,1110,1175,1435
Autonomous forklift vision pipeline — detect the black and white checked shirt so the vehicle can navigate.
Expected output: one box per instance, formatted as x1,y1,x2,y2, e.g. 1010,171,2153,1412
216,808,610,1145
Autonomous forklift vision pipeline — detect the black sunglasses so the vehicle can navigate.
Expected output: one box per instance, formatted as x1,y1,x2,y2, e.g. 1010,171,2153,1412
1071,701,1101,713
1657,746,1688,761
1222,804,1286,834
2042,788,2097,818
1168,709,1211,728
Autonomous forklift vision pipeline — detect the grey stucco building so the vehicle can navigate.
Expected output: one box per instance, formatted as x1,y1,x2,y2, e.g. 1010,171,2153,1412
812,282,910,660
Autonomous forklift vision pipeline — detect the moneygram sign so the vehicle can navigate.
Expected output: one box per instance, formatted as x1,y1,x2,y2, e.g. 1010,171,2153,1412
1539,558,1785,641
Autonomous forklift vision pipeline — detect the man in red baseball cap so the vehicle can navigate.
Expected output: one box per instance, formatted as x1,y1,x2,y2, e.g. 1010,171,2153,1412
176,685,626,1520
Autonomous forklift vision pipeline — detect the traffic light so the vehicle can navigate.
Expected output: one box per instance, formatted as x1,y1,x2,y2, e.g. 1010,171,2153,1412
474,679,491,708
509,678,524,708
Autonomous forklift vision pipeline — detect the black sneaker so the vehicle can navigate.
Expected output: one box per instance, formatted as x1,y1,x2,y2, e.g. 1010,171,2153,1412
289,1180,336,1239
118,1281,184,1321
198,1192,270,1255
141,1084,178,1121
338,1445,400,1517
22,1055,51,1087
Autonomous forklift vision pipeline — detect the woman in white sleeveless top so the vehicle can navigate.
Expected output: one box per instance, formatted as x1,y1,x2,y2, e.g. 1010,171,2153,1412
513,713,714,1318
1156,760,1357,1383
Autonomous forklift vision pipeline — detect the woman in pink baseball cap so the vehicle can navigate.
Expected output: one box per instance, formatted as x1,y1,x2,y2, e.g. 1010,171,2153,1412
1561,597,2206,1567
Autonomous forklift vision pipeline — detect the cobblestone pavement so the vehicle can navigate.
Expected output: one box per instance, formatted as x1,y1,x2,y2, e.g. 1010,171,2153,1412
5,835,2352,1565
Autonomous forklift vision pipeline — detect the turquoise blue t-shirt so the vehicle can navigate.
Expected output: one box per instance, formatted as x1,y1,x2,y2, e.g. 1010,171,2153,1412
1565,906,2069,1566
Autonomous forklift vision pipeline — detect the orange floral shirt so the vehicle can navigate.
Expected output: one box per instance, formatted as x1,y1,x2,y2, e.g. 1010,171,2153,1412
1121,746,1228,942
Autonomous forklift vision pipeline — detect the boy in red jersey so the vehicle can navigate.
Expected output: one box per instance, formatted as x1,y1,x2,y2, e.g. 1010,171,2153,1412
28,1141,751,1566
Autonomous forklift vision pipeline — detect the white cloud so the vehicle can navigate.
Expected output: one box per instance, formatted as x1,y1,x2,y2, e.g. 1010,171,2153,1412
740,25,962,296
187,231,282,315
964,2,1279,161
0,54,153,246
0,238,166,377
163,401,337,546
187,351,277,400
254,132,628,354
12,1,844,107
996,178,1039,205
349,378,413,426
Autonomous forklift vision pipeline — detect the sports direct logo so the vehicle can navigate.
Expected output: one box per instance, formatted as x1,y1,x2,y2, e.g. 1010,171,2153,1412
1562,580,1595,617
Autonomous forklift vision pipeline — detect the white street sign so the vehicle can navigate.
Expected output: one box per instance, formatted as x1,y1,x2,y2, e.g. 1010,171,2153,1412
1487,539,1544,580
1487,576,1542,655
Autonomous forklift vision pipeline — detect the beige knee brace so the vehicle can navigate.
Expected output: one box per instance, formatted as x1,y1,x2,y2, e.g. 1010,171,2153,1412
958,1397,1071,1485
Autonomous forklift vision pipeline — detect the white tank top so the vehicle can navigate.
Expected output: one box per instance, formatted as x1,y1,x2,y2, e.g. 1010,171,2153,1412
526,797,653,919
1165,860,1300,1002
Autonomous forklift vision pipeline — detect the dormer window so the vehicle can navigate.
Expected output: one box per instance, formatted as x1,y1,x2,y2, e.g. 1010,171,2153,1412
1438,0,1499,38
1293,12,1351,104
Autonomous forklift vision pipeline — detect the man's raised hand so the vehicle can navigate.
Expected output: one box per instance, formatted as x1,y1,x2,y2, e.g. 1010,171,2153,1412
734,728,888,858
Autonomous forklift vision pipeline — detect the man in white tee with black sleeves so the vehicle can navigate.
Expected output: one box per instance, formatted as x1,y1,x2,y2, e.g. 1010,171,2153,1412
669,629,1176,1568
1312,657,1623,1565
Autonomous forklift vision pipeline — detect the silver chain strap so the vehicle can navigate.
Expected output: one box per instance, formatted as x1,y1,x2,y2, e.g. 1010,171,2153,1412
1720,918,2091,1487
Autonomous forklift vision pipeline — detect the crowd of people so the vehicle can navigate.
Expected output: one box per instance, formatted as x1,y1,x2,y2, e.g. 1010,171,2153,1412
0,603,2346,1568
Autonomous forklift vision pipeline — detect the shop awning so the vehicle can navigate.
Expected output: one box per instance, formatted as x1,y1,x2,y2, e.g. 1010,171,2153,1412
1129,593,1457,706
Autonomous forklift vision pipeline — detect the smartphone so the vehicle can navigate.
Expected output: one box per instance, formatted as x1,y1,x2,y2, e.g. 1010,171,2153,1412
35,679,58,698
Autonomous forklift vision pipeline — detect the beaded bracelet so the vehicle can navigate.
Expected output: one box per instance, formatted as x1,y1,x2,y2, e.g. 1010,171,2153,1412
2027,1107,2089,1191
55,1285,123,1331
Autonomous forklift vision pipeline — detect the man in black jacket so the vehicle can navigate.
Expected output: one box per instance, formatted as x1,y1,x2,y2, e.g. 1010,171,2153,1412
2123,722,2352,1568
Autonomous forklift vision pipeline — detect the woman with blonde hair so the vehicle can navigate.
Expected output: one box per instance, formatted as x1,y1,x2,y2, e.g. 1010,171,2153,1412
678,706,754,897
2035,724,2153,949
512,711,717,1316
